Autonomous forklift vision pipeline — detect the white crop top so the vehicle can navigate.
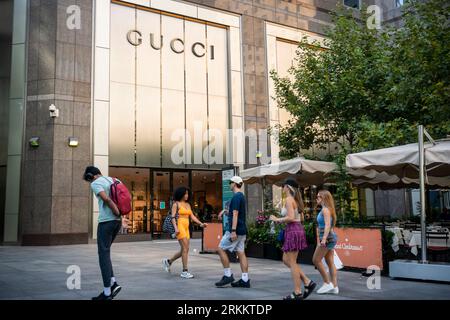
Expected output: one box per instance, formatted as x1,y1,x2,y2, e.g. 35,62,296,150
280,206,301,222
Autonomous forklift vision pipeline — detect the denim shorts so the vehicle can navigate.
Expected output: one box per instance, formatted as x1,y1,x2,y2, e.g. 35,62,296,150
219,231,246,253
319,229,337,250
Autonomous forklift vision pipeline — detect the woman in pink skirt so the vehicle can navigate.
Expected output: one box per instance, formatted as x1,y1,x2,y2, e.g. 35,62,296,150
270,178,316,300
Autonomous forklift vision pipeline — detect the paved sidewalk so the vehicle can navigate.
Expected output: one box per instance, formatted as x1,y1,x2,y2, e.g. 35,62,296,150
0,239,449,300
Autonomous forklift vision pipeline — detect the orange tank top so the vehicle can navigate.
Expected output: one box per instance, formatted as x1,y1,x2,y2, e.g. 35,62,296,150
178,205,192,218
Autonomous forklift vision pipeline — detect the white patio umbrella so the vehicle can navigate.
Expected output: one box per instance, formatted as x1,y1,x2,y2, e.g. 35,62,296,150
240,157,338,186
348,168,450,189
346,128,450,263
346,139,450,179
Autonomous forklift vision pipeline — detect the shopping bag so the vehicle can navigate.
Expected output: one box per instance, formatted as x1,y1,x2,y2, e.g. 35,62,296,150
322,250,344,270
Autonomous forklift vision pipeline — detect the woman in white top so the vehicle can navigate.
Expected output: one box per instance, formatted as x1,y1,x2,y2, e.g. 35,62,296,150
270,178,316,300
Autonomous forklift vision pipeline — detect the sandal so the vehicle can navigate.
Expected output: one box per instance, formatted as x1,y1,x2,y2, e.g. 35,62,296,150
303,280,317,299
283,292,304,300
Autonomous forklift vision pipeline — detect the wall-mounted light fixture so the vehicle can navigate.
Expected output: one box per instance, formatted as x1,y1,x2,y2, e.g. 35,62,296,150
29,137,40,148
256,151,263,158
49,104,59,118
68,137,79,147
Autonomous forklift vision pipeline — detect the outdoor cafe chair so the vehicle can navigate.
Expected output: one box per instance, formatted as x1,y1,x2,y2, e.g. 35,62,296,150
426,232,450,262
426,231,449,247
404,223,420,230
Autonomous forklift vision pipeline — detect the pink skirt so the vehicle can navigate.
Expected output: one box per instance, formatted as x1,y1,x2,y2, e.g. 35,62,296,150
282,222,308,252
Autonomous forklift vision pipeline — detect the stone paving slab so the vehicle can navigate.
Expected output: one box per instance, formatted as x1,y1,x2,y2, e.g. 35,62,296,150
0,239,449,300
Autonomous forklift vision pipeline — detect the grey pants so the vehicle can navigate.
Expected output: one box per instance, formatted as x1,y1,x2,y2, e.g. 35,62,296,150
97,220,121,287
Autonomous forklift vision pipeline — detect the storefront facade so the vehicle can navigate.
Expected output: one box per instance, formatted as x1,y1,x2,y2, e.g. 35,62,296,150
0,0,404,245
96,1,240,239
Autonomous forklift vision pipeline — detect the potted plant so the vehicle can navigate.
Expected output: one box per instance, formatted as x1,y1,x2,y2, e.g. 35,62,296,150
263,240,283,260
245,206,283,260
258,207,283,261
245,224,264,258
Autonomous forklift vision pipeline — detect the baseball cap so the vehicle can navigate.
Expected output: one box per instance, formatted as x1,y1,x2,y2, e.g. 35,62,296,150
282,177,299,189
229,176,243,184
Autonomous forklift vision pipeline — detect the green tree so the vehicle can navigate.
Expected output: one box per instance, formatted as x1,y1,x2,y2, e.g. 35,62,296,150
271,0,450,220
357,0,450,150
271,6,387,219
271,6,389,159
378,0,450,142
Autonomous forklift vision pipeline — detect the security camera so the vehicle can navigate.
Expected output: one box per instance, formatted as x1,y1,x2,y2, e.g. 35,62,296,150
49,104,59,118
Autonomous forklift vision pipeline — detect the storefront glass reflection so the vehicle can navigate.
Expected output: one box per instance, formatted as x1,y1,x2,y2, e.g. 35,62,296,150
109,167,150,234
152,171,170,237
192,171,222,222
109,167,222,237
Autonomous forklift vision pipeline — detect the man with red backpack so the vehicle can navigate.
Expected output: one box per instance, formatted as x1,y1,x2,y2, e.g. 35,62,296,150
83,166,131,300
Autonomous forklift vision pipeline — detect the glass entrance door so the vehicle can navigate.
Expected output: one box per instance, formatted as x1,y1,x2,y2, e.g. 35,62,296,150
110,167,223,238
152,171,190,238
109,167,150,234
152,171,170,238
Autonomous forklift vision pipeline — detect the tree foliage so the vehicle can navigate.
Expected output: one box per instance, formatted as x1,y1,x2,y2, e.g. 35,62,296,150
271,0,450,158
271,0,450,219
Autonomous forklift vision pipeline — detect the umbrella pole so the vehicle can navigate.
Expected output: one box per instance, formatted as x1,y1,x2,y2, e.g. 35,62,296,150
418,125,427,263
261,177,266,210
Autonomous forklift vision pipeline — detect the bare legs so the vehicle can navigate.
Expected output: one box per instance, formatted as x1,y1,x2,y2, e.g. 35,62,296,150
313,246,338,287
170,238,190,270
217,248,230,269
236,251,248,273
218,248,248,274
324,249,337,287
298,263,312,286
283,251,311,295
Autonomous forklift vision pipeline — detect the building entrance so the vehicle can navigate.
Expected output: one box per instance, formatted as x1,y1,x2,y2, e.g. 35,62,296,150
109,167,222,239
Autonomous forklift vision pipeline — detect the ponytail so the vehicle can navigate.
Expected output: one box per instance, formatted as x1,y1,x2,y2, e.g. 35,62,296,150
287,185,305,222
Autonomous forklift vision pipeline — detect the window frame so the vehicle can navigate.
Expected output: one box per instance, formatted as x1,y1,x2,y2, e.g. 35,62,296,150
343,0,361,10
395,0,404,8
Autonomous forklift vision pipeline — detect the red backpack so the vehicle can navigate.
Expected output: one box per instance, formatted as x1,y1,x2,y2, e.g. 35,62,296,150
109,177,132,216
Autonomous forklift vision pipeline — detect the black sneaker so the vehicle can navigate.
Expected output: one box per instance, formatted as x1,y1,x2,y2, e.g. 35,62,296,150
231,279,251,288
92,292,112,300
303,280,316,299
215,275,235,287
283,292,304,300
111,282,122,298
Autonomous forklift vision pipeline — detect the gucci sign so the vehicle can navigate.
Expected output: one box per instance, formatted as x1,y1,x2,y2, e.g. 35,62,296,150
126,30,215,60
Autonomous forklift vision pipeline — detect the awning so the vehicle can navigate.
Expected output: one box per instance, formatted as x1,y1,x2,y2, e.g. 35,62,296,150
346,139,450,179
348,168,450,189
240,157,338,186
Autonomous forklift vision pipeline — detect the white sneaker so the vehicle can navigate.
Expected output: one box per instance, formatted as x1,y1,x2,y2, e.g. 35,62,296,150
162,258,171,273
316,282,334,294
180,271,194,279
331,286,339,294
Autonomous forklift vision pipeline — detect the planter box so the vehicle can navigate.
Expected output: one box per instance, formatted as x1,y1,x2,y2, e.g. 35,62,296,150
245,241,264,258
264,243,282,260
297,245,315,265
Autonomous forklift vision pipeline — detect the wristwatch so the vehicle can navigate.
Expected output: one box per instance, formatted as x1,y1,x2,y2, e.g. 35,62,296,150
232,229,237,232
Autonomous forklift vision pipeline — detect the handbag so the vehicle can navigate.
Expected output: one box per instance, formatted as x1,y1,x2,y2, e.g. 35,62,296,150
326,231,336,244
322,250,344,270
276,228,285,244
319,228,336,244
162,203,179,238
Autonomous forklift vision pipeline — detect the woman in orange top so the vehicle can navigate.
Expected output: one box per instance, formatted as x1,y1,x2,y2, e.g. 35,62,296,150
162,187,207,279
